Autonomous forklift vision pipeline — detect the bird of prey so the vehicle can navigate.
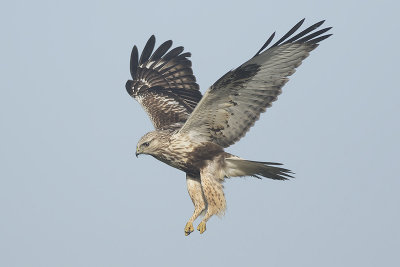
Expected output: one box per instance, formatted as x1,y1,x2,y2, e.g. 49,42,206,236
126,19,331,236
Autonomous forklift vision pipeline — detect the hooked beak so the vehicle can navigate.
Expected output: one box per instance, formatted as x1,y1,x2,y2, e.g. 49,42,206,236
135,146,142,158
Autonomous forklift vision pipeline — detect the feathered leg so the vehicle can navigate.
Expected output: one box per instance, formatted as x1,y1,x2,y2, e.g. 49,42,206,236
197,160,226,234
184,174,207,236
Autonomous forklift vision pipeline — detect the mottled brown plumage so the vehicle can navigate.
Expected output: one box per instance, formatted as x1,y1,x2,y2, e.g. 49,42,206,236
127,19,332,235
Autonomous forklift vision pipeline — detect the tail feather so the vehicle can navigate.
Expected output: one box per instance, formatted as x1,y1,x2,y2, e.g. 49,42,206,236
225,158,294,180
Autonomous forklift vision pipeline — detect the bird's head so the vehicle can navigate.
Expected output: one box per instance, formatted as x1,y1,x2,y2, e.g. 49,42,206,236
135,131,167,157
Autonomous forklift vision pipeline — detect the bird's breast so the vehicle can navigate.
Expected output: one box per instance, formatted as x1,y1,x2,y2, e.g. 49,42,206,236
151,135,224,176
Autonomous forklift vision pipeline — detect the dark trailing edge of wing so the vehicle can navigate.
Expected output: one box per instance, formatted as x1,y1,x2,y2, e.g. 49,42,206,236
253,19,332,58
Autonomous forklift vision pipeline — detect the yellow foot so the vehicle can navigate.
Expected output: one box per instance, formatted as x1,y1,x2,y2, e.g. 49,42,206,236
184,222,194,236
197,221,206,234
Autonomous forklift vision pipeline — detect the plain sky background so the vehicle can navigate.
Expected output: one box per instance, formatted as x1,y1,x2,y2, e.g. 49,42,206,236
1,0,399,266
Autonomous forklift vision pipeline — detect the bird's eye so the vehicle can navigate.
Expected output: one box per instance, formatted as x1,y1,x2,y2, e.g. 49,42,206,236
142,142,150,147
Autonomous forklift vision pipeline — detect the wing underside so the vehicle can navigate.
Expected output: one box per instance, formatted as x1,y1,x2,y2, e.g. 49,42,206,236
126,36,202,129
179,19,332,147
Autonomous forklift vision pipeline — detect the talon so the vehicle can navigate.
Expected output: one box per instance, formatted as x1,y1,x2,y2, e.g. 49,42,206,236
184,222,194,236
197,221,206,234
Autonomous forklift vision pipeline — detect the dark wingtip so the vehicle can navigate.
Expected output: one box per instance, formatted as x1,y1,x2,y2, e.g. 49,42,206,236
297,27,332,43
130,45,139,78
308,33,333,44
148,35,156,46
253,19,332,57
149,39,173,62
125,80,134,96
254,32,276,57
284,20,331,45
139,35,156,65
180,52,191,58
271,18,306,47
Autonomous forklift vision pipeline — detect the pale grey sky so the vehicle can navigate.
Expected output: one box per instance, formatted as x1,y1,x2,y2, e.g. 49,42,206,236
1,0,399,266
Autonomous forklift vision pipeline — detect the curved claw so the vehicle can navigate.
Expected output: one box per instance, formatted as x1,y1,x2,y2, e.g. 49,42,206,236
184,222,194,236
197,221,206,234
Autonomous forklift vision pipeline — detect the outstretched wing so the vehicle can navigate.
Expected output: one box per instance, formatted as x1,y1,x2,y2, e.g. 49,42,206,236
126,35,202,130
179,19,332,147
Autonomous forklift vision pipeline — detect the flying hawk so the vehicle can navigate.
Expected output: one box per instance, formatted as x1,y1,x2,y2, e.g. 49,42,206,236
126,19,331,236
